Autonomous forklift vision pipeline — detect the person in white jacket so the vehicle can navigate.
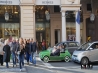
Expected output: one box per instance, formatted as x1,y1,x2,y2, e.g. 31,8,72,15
0,38,4,66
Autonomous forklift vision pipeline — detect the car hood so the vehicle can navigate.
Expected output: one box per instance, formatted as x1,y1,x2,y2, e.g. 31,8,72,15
72,50,84,56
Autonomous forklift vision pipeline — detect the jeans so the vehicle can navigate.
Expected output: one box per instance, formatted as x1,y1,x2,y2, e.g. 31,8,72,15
19,54,24,69
12,52,16,66
0,55,3,65
42,46,46,51
26,52,30,62
6,62,9,68
31,52,36,65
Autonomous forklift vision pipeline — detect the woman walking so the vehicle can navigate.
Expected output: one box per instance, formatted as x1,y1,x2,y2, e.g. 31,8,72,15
3,40,11,68
17,38,25,71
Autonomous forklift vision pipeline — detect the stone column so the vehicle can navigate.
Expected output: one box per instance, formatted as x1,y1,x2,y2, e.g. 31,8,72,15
82,17,86,43
20,5,35,39
75,11,80,43
61,11,66,41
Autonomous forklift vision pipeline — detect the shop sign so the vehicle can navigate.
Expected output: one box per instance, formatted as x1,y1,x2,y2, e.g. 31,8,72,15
0,0,19,5
36,0,60,5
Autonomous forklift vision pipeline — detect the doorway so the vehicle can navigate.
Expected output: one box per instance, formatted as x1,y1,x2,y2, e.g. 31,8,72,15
36,31,45,51
55,29,61,44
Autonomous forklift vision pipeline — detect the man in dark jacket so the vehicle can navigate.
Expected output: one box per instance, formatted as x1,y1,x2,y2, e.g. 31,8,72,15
30,39,37,66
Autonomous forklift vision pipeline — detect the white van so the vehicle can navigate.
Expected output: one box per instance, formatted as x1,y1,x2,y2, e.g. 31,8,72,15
72,41,98,65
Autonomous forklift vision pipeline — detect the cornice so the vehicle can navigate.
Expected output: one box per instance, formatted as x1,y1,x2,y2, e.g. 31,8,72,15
60,4,81,7
20,3,35,6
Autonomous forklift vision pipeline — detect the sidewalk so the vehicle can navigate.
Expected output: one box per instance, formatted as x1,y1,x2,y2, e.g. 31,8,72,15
0,62,26,73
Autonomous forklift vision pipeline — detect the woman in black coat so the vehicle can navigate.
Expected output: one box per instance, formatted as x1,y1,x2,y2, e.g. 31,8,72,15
3,40,11,68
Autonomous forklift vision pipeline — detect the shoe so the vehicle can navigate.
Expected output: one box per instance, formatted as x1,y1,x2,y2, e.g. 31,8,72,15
1,64,3,66
20,69,22,71
27,62,29,65
16,64,17,67
6,66,9,68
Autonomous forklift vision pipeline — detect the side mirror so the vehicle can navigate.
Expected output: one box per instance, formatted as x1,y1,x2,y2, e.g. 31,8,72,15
89,48,93,50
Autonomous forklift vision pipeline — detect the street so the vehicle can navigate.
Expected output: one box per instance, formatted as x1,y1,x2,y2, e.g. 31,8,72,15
26,57,98,73
0,56,98,73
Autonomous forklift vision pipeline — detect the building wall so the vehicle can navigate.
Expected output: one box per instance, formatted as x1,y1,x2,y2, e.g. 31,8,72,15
50,14,61,46
81,0,98,43
20,0,36,40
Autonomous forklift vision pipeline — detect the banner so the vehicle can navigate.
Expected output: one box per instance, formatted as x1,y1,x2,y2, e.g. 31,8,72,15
0,0,19,5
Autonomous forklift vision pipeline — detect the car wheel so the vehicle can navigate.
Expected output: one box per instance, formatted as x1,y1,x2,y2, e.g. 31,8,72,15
64,56,70,62
43,56,49,63
81,57,89,65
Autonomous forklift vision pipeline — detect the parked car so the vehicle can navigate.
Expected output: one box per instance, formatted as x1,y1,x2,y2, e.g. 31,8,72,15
72,41,98,65
55,41,80,55
39,47,71,63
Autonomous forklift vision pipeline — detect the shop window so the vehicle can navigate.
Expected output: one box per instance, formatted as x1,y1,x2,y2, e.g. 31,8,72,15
54,6,60,12
87,4,92,11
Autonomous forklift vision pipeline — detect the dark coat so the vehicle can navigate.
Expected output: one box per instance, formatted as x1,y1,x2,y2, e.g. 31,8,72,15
53,49,60,56
25,43,30,53
30,42,37,52
3,45,11,62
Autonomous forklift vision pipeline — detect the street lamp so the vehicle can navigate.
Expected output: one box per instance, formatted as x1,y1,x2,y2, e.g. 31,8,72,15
45,9,50,21
5,0,9,21
45,0,50,21
90,0,95,22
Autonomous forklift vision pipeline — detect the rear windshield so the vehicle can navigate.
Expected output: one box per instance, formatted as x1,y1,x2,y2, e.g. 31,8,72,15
67,42,79,47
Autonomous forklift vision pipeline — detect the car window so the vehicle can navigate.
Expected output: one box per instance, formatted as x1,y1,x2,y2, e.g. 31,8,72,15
90,43,98,49
68,42,79,47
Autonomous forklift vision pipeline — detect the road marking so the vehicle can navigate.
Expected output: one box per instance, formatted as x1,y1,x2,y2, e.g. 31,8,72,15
36,57,54,68
36,57,98,70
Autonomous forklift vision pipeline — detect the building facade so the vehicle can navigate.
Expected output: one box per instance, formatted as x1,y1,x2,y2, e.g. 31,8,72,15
0,0,97,48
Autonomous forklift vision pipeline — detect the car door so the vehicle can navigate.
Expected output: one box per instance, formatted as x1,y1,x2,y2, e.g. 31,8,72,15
89,43,98,62
66,42,79,55
50,55,60,61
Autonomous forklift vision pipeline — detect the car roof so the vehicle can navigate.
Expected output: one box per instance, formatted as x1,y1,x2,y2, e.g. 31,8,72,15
61,41,79,43
85,41,98,44
55,41,79,46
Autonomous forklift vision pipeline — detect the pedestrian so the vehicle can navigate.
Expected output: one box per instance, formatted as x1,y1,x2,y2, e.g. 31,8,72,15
16,38,19,63
0,38,4,66
10,38,17,67
25,39,30,65
87,36,91,42
3,40,11,68
42,39,46,51
17,38,25,71
30,38,37,66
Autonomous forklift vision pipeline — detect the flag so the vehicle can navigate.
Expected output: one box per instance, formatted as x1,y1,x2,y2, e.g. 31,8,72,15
76,11,80,24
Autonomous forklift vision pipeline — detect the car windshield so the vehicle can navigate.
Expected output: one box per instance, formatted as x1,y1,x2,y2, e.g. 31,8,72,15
55,42,62,46
67,42,79,47
77,42,91,51
47,47,53,52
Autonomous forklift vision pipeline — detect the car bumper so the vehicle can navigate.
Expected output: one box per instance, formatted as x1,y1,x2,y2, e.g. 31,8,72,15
72,55,81,63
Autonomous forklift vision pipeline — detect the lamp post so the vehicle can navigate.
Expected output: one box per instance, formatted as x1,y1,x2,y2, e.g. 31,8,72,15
90,0,95,22
45,0,50,21
5,0,9,21
45,10,50,21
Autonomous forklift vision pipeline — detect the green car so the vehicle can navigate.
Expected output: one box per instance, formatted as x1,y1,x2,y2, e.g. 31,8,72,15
39,48,71,63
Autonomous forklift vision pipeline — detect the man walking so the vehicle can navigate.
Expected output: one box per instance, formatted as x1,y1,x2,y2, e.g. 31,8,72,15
11,38,17,67
30,39,37,66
